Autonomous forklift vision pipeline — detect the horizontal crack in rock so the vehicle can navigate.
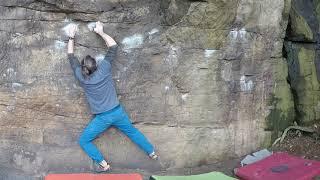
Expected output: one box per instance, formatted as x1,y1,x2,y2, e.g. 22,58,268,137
0,4,100,15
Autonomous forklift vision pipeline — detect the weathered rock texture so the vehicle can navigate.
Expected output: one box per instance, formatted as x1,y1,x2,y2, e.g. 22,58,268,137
284,0,320,125
0,0,305,179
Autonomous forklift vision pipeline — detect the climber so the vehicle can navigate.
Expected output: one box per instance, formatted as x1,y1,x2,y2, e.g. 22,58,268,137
66,21,158,172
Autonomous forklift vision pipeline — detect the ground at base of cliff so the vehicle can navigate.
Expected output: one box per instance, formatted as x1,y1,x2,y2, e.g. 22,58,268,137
4,126,320,180
271,123,320,161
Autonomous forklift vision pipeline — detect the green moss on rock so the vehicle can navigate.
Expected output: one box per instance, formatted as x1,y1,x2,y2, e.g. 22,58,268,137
289,7,313,41
163,1,237,49
314,0,320,22
266,58,295,140
295,47,320,124
285,42,320,125
260,131,272,148
298,48,319,90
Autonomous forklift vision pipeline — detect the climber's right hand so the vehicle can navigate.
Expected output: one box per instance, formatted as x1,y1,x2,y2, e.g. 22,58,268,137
94,21,104,34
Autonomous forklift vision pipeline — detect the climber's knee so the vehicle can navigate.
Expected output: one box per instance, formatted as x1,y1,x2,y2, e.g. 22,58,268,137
78,135,87,148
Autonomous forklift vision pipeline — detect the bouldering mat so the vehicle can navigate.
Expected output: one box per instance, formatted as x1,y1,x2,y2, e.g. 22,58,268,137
150,172,237,180
235,152,320,180
45,173,143,180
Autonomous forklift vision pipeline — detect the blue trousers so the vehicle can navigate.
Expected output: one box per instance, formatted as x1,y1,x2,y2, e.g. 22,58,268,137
78,105,154,164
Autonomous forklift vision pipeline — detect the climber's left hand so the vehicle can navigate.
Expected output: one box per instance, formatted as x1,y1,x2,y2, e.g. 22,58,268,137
68,24,78,38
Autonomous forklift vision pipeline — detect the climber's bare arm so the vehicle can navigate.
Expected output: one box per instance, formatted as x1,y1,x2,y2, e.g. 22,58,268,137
67,24,77,54
68,38,74,54
66,24,80,72
94,21,117,47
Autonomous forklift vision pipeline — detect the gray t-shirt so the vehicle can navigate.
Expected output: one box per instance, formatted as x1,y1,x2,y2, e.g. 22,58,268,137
68,45,119,114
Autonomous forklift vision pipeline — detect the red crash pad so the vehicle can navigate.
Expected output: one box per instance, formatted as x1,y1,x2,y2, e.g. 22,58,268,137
45,173,143,180
235,152,320,180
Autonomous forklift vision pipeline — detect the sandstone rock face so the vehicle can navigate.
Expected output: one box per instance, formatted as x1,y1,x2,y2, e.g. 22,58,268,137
0,0,294,178
284,0,320,125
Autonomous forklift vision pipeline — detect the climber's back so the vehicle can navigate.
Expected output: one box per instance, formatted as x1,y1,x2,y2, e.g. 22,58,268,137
68,45,119,114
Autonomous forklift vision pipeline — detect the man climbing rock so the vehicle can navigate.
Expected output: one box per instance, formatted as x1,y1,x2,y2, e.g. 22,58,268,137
66,22,158,172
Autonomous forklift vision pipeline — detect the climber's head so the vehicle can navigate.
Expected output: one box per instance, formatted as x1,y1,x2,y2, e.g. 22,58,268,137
81,55,97,78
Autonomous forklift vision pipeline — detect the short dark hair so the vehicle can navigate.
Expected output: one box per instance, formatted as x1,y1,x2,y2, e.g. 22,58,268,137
81,55,97,78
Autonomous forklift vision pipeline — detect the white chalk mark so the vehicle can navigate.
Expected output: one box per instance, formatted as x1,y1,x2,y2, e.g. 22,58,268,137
63,18,71,23
240,75,253,92
87,22,96,32
121,34,144,53
165,46,178,62
229,28,247,40
239,28,246,39
229,30,238,39
148,28,159,35
164,45,181,69
148,28,159,40
6,106,15,111
7,68,14,73
12,83,22,88
181,93,189,101
15,33,23,37
62,23,78,37
6,68,16,78
12,82,22,92
54,40,66,50
204,49,216,58
221,62,232,81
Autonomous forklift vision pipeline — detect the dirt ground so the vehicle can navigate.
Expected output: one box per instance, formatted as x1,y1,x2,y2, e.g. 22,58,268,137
271,124,320,161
